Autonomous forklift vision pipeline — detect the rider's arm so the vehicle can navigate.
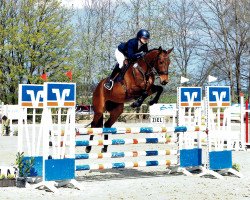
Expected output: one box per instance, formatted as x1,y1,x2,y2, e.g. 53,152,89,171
139,43,148,52
127,39,144,60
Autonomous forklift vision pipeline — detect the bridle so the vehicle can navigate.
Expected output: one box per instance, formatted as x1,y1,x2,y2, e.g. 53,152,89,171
142,50,169,77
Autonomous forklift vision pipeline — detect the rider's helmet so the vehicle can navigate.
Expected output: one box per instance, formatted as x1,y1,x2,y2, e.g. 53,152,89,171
137,29,150,39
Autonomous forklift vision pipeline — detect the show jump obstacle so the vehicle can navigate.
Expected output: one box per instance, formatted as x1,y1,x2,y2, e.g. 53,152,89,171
17,83,242,193
75,126,202,176
198,86,243,178
18,83,82,192
176,86,242,179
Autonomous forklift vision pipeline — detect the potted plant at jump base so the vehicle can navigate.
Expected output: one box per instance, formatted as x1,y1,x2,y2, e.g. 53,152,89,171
15,152,34,188
0,174,5,187
0,174,16,187
6,174,16,186
0,174,6,187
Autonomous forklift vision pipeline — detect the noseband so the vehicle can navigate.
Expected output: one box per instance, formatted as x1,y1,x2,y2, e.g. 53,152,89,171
143,51,169,76
157,70,169,75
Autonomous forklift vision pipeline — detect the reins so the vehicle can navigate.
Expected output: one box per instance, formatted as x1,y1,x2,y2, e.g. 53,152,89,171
142,50,169,77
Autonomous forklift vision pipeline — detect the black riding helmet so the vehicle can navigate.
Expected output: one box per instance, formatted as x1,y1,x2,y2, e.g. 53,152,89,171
137,29,150,39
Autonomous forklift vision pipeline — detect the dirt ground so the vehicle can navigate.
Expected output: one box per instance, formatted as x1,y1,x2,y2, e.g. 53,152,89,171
0,122,249,200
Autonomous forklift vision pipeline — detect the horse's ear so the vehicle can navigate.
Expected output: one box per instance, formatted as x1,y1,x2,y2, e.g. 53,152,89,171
158,46,163,52
166,47,174,54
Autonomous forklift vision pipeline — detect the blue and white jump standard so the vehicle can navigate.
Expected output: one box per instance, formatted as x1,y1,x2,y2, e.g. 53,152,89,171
18,83,83,193
198,86,243,179
169,87,205,176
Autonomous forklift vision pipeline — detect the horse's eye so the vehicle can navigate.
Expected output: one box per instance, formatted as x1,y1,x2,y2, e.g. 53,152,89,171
160,61,163,64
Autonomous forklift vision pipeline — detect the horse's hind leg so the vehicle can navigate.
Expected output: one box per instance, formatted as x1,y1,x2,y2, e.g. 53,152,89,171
85,113,103,153
104,102,124,128
101,102,124,153
91,113,104,127
86,79,107,153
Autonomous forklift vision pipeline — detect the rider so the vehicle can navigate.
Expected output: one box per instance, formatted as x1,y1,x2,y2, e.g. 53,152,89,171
104,29,150,90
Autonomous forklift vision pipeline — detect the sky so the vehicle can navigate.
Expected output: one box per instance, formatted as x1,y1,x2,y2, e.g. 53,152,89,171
61,0,85,9
61,0,128,9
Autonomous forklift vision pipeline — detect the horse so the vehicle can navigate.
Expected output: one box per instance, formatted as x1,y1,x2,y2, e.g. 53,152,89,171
86,46,173,153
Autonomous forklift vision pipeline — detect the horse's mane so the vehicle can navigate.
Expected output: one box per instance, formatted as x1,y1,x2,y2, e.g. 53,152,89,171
148,48,160,52
147,47,167,54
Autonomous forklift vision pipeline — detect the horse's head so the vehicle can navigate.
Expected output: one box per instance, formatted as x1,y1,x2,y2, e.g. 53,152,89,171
154,47,173,85
145,47,174,85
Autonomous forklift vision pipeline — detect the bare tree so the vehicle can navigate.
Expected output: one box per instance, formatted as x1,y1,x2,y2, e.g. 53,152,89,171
196,0,249,101
72,0,249,103
155,0,201,89
75,0,122,103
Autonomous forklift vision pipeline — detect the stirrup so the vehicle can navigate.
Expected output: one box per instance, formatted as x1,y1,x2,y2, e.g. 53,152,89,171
104,80,114,90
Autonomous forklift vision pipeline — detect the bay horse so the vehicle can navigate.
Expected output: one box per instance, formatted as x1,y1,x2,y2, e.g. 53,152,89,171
86,46,173,153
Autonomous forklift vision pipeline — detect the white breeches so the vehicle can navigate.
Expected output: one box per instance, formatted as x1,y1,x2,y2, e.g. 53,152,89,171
115,48,125,69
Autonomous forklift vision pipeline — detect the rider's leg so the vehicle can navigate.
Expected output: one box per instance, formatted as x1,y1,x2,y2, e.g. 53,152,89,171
115,48,125,68
104,49,124,90
104,64,121,90
119,59,130,78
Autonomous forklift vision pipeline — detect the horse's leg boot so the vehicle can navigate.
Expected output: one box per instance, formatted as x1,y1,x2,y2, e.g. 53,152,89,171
101,134,108,153
85,135,94,153
101,146,108,153
131,101,141,108
131,91,148,108
85,146,92,153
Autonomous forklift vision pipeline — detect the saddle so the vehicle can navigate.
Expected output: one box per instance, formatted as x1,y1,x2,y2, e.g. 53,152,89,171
112,60,148,100
114,59,147,87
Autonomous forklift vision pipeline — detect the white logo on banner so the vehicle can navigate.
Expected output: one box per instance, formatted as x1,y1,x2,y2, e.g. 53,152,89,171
26,90,44,107
212,91,226,106
52,89,70,106
184,92,198,106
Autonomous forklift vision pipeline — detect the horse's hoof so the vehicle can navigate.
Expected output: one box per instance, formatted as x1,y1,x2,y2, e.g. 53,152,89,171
85,146,92,153
101,147,107,153
131,102,141,108
149,100,157,106
131,103,136,108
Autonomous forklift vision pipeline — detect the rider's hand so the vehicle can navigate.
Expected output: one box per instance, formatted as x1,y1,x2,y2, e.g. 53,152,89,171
139,52,146,57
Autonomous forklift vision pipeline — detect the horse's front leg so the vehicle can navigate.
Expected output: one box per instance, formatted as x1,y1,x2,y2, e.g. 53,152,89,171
148,84,163,105
131,91,149,108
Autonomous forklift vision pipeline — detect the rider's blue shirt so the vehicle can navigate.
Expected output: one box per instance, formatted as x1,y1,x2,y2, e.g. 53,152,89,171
118,38,148,60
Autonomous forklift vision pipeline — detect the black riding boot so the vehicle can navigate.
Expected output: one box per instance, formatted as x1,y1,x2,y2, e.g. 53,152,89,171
104,64,121,90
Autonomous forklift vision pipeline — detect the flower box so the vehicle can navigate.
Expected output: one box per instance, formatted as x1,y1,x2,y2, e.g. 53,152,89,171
0,179,16,187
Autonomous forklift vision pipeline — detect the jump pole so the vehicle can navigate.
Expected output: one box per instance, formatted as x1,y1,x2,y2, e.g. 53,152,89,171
246,99,249,144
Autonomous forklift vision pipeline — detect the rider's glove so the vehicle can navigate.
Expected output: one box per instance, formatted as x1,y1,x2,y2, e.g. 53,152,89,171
138,51,146,58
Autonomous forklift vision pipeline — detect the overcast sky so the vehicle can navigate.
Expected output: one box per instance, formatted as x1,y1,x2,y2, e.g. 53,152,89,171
61,0,128,9
61,0,85,9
